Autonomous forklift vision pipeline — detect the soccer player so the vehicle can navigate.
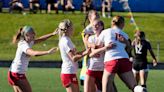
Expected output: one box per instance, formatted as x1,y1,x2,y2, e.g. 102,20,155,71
80,9,99,86
8,26,58,92
58,19,90,92
132,31,157,89
84,19,116,92
98,16,137,92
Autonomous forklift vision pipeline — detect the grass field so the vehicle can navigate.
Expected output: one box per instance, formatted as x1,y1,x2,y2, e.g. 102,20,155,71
0,12,164,61
0,68,164,92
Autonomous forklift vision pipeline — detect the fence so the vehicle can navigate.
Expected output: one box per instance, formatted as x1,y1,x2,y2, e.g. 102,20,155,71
1,0,164,13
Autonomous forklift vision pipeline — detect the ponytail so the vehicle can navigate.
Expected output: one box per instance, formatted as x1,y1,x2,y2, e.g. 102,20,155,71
12,28,23,44
12,26,34,44
111,16,124,27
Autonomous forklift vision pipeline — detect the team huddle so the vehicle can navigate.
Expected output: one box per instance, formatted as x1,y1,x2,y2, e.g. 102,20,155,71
8,10,157,92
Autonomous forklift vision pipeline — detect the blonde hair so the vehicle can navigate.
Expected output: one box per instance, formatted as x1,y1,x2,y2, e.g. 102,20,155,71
12,26,34,44
83,10,99,28
58,19,73,39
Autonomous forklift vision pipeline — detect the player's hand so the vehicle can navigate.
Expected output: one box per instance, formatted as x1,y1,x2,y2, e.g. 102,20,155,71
106,42,116,50
83,48,91,55
52,28,59,36
117,35,127,44
153,59,157,67
129,57,134,62
48,47,58,54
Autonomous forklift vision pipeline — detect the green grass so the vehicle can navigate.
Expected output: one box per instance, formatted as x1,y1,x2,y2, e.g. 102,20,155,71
0,12,164,61
0,68,164,92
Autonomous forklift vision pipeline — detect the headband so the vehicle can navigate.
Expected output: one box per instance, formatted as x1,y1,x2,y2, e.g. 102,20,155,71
21,26,34,36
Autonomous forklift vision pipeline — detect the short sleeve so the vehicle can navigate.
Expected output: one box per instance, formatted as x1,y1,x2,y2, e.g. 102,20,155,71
88,36,94,43
19,42,30,54
65,40,75,54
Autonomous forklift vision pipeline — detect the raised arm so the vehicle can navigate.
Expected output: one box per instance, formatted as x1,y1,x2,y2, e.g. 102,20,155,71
26,47,58,56
34,29,58,44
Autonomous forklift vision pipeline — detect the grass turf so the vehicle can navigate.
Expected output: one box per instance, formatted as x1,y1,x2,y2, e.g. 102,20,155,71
0,68,164,92
0,12,164,61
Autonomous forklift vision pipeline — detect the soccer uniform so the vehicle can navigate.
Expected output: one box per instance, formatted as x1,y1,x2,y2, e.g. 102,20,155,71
59,36,78,87
8,40,34,85
88,35,104,71
132,40,152,72
98,26,132,73
87,35,104,90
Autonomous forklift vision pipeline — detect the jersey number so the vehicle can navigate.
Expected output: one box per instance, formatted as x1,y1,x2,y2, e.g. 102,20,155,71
115,33,123,41
135,45,142,54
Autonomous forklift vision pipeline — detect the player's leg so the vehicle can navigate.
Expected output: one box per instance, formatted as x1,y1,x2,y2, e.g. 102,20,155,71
139,70,148,88
107,0,112,18
118,71,137,90
66,83,79,92
102,69,116,92
118,59,137,91
13,85,21,92
132,69,140,84
47,4,51,13
84,74,96,92
16,79,32,92
101,1,106,17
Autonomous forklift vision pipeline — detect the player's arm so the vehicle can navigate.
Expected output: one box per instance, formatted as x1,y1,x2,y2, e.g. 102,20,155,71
68,48,90,62
148,42,157,66
117,35,132,52
89,43,116,57
26,47,58,56
149,49,157,66
83,34,94,48
34,29,58,44
126,39,133,57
